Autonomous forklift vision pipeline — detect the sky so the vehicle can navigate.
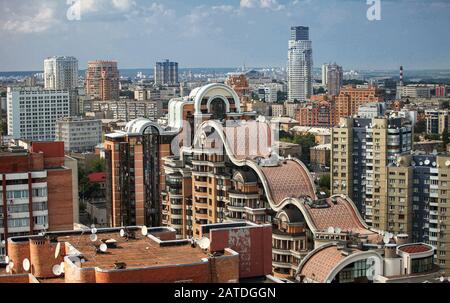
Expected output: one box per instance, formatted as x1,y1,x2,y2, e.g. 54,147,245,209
0,0,449,71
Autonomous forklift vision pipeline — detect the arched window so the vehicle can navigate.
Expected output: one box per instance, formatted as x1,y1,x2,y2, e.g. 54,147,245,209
209,98,227,120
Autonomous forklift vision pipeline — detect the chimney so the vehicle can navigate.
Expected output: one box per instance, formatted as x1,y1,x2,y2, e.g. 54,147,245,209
396,234,409,246
384,244,398,259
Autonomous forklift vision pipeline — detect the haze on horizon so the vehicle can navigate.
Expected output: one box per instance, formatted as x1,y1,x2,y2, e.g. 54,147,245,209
0,0,449,71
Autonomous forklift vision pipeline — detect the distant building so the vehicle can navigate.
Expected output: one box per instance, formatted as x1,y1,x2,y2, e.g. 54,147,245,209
425,109,449,135
225,74,250,99
155,60,179,86
288,26,313,102
7,87,75,141
398,85,432,99
357,102,386,118
55,117,102,153
86,61,120,101
323,63,343,96
271,104,284,117
335,85,383,122
296,101,336,127
310,143,331,169
83,99,162,121
44,56,79,90
435,85,447,97
0,142,75,261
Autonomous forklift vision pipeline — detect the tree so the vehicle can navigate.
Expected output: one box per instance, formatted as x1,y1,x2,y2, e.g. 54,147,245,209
441,100,450,110
90,158,106,173
414,120,426,134
319,174,331,190
425,133,440,141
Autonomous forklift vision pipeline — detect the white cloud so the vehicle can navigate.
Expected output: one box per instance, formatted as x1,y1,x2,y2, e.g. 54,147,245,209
3,5,58,34
240,0,285,11
112,0,135,11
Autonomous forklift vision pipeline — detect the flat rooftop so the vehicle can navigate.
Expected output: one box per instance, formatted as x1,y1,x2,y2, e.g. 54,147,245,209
54,230,215,270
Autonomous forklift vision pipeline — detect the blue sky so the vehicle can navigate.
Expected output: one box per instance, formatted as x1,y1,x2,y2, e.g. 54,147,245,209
0,0,449,71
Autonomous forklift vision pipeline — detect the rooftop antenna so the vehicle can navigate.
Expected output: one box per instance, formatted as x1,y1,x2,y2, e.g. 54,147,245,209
22,258,30,272
99,243,108,253
90,234,98,242
197,237,211,251
54,242,61,259
141,226,148,237
52,264,63,276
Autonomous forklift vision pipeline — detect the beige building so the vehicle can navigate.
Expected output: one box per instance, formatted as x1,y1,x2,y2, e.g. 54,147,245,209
86,61,119,101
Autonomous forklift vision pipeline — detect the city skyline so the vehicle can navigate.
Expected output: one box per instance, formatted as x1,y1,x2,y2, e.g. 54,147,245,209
1,0,450,71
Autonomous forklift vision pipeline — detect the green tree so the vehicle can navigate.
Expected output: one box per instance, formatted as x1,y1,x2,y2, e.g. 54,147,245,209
319,174,331,193
414,120,426,134
441,100,450,110
90,158,106,173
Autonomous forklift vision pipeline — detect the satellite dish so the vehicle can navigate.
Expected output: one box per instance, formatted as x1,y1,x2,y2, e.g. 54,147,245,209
52,264,62,276
197,237,211,250
22,258,30,272
327,227,335,234
425,159,430,165
8,261,14,269
432,162,437,167
60,262,65,274
90,234,98,242
91,227,98,235
440,276,445,282
120,229,125,237
411,161,416,166
446,160,450,167
383,235,390,244
55,242,61,259
99,243,108,253
5,265,10,274
80,259,86,264
4,256,10,264
141,226,148,236
335,227,342,234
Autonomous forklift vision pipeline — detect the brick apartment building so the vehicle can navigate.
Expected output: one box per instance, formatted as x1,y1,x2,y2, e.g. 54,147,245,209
0,142,74,261
0,223,272,283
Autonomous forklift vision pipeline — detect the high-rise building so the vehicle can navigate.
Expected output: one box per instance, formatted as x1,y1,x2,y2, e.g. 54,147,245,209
331,116,413,218
86,61,120,101
7,87,74,141
321,64,328,86
288,26,313,102
154,60,179,86
335,85,383,121
0,142,75,260
325,63,344,96
44,56,79,90
435,84,447,97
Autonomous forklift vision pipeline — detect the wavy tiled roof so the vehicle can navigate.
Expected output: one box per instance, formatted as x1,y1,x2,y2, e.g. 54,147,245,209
305,197,372,235
260,160,317,206
300,245,354,283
